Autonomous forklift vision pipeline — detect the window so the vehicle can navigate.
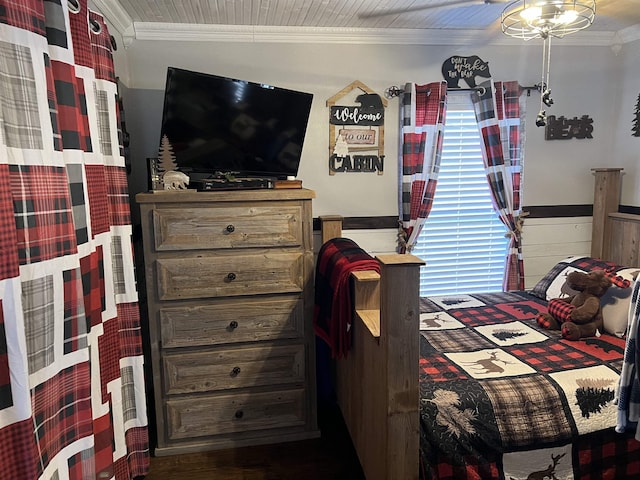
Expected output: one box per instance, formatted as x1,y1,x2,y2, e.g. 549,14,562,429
412,94,508,296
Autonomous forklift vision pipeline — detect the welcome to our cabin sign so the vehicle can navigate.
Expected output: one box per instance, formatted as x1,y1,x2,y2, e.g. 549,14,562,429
326,80,387,175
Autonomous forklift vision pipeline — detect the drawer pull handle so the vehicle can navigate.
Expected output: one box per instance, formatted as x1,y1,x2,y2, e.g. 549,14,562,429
226,272,236,281
228,320,238,330
234,410,244,419
230,366,241,377
226,224,235,233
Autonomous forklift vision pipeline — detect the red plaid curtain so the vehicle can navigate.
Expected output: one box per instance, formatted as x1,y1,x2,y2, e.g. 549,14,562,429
471,80,526,291
398,82,448,253
0,1,149,479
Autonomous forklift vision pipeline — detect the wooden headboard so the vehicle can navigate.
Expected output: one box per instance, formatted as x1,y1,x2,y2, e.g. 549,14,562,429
591,168,640,267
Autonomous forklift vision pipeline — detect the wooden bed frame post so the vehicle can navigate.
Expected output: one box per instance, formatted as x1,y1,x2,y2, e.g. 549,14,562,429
335,253,425,480
379,254,425,480
320,215,345,244
591,167,623,259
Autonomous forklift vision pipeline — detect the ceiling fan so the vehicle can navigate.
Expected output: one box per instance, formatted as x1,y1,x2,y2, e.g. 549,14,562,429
358,0,513,19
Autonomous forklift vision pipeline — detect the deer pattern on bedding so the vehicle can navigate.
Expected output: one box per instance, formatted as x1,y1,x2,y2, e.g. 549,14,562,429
417,290,639,480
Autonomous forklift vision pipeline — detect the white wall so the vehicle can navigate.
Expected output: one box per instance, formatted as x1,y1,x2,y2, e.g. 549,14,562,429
115,39,635,216
612,39,640,206
113,35,640,283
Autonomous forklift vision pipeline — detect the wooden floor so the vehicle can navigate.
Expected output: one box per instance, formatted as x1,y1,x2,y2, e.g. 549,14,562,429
142,405,365,480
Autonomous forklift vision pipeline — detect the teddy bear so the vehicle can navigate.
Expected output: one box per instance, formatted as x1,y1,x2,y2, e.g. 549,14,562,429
536,269,617,341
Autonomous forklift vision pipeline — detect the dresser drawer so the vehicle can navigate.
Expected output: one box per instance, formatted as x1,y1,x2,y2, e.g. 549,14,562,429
160,297,303,348
156,252,304,300
153,205,303,251
163,344,305,394
166,388,306,440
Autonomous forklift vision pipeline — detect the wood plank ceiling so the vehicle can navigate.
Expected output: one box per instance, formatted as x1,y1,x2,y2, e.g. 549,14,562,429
106,0,640,32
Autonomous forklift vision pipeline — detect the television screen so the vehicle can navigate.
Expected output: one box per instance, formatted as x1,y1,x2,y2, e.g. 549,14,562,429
159,67,314,180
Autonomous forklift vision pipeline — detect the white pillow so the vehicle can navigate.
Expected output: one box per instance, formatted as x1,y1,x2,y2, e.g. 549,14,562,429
600,268,637,337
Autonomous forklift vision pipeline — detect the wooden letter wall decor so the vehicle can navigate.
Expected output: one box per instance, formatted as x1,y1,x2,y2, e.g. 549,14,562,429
545,115,594,140
326,80,387,175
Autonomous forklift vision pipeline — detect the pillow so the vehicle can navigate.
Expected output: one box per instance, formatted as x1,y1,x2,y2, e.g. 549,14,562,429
529,256,639,337
601,268,637,337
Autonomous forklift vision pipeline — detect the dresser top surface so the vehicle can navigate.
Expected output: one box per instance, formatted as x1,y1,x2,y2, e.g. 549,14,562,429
137,188,315,204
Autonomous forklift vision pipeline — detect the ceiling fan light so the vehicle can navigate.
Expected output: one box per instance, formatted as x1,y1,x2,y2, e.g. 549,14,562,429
520,6,542,22
555,9,578,25
502,0,595,40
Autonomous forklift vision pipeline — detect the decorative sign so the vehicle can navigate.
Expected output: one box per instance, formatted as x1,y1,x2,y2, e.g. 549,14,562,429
326,80,387,175
545,115,594,140
329,93,384,126
339,128,376,145
441,55,491,89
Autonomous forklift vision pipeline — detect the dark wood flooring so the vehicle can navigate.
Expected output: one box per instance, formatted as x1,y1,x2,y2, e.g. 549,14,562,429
142,405,365,480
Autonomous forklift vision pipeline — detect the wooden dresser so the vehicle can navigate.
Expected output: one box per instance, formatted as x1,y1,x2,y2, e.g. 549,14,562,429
136,188,318,456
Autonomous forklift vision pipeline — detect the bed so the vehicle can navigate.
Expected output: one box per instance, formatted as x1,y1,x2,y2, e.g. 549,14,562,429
315,168,640,480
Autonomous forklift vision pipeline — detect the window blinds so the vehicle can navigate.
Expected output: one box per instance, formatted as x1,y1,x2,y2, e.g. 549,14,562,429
412,106,508,296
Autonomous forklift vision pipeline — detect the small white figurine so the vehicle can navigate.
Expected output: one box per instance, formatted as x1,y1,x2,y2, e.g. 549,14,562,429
163,170,189,190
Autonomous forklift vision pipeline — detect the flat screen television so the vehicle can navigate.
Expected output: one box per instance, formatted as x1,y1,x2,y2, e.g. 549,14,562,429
158,67,314,180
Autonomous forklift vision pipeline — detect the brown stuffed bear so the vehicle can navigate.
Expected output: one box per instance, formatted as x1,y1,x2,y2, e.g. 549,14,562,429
536,269,612,341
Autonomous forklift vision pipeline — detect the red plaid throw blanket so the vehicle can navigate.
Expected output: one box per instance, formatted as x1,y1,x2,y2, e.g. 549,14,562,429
313,238,380,358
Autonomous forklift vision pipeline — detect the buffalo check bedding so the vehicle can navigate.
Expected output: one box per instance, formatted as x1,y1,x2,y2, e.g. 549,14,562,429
417,256,640,480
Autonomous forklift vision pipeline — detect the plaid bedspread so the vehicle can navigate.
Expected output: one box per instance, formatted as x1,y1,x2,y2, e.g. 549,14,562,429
418,291,640,480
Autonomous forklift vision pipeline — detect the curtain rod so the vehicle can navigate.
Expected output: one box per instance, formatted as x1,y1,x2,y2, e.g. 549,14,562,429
384,83,543,99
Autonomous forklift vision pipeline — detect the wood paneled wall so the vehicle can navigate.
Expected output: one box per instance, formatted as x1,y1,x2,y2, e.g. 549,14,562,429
314,219,596,290
521,217,593,288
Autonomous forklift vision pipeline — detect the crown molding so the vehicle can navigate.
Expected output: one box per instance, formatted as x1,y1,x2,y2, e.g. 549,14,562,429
89,0,135,46
615,24,640,44
131,22,632,47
